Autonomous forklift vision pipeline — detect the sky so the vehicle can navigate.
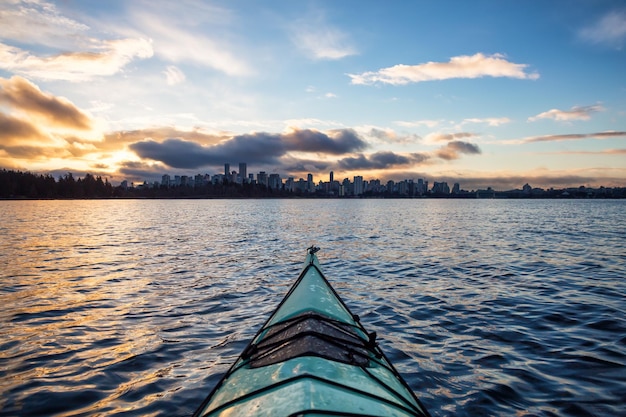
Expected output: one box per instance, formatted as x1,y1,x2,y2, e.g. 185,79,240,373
0,0,625,191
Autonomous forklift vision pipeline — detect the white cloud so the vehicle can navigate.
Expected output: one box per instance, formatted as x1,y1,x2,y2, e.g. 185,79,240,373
463,117,512,126
289,10,356,60
348,53,539,85
0,38,153,81
129,7,252,76
0,0,89,48
528,105,604,122
394,119,441,129
580,9,626,48
292,27,356,60
164,66,186,85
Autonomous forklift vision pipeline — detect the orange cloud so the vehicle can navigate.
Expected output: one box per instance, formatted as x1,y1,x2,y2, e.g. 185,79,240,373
0,38,153,82
0,76,92,129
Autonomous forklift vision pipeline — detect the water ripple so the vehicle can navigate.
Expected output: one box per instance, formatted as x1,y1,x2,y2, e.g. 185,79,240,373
0,199,624,416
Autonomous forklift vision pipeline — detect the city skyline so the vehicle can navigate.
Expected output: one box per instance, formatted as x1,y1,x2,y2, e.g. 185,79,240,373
1,1,625,191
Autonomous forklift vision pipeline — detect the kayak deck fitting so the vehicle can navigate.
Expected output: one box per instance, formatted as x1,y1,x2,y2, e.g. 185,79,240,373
193,246,431,417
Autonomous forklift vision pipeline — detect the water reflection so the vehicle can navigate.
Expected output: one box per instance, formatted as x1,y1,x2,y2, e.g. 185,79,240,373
1,199,625,416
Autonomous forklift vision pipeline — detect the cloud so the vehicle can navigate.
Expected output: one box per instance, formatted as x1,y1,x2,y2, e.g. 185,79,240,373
580,9,626,48
0,76,92,129
426,132,477,142
0,38,153,82
129,128,369,169
282,157,332,173
435,141,482,160
462,117,512,126
394,119,441,129
129,5,251,76
164,66,186,85
338,151,429,170
290,13,356,60
0,112,48,146
348,53,539,85
103,127,225,149
521,131,626,144
283,128,367,154
366,128,421,144
528,105,605,122
117,160,169,181
0,0,89,48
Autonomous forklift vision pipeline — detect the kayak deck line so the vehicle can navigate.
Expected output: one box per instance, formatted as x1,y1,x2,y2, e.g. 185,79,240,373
193,246,431,417
241,311,376,368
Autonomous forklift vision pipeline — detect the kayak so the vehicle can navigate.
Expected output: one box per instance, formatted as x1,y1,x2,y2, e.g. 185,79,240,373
192,247,431,417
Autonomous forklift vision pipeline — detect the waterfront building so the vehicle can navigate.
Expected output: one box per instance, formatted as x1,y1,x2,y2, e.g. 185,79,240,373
161,174,171,187
258,171,268,186
307,173,313,192
239,163,247,184
285,177,295,192
354,176,364,196
268,173,282,190
432,181,450,194
195,174,206,187
224,163,230,177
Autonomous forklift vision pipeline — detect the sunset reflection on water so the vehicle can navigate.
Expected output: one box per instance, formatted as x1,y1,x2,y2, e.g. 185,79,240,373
1,199,625,416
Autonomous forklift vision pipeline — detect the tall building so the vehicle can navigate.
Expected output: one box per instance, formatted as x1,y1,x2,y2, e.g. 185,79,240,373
239,163,247,184
268,173,282,189
353,176,364,196
329,171,334,183
307,173,313,192
432,181,450,194
224,163,230,177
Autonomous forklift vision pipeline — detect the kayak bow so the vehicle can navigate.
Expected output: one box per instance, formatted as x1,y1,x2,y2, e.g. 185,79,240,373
193,246,431,417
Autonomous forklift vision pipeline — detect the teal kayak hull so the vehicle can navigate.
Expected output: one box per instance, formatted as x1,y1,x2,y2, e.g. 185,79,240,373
193,247,430,417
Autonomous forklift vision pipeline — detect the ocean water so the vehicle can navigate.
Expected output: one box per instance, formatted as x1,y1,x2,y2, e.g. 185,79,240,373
0,199,624,417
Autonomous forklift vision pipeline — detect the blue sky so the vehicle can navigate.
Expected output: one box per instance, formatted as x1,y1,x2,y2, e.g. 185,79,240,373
0,0,625,190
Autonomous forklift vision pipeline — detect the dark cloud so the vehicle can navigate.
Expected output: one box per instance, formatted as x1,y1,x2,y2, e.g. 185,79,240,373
338,151,428,170
218,133,286,163
436,141,481,160
283,128,367,154
117,160,169,183
281,157,332,173
130,138,217,169
129,128,368,169
0,76,92,129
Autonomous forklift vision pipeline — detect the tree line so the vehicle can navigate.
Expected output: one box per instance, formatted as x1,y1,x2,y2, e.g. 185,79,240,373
0,169,292,199
0,169,115,198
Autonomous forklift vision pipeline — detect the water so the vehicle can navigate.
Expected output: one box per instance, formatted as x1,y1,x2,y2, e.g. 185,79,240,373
0,199,624,417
